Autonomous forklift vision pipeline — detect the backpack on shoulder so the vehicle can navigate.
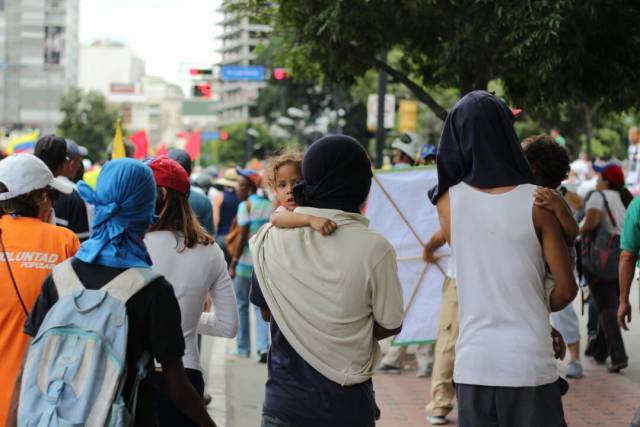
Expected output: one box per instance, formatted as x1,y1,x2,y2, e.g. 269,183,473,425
18,259,161,427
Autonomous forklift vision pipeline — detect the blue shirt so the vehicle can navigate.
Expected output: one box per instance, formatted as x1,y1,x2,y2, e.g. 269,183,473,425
218,190,240,236
188,188,214,236
249,273,376,427
236,194,272,278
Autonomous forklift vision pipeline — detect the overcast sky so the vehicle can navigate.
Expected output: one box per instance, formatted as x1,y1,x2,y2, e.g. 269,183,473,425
79,0,222,87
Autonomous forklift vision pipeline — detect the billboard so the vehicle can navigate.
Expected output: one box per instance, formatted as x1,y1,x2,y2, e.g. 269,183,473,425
44,26,64,65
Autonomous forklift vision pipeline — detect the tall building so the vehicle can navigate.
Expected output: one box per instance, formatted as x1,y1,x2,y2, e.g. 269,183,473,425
216,3,271,126
0,0,79,132
78,42,184,147
78,40,145,96
141,75,184,146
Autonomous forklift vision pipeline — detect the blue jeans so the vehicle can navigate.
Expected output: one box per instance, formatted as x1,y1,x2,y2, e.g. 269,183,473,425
261,416,296,427
234,274,270,355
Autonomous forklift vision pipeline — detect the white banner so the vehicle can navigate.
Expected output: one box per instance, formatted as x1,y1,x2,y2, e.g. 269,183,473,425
366,167,448,345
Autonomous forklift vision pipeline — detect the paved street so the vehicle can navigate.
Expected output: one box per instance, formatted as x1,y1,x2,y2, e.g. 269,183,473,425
202,285,640,427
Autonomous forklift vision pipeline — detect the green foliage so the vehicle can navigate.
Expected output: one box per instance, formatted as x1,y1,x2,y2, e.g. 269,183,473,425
233,0,640,119
253,37,371,146
201,122,289,166
57,88,119,162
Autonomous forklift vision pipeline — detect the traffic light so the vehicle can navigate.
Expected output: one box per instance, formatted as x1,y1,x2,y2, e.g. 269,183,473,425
220,131,229,141
192,82,212,98
273,68,288,80
190,68,213,76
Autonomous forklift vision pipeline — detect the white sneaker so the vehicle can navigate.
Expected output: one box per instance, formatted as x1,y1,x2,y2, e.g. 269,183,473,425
426,415,448,425
566,360,583,378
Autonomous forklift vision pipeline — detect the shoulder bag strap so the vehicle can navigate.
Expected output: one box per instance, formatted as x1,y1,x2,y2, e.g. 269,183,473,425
0,228,28,316
598,191,617,229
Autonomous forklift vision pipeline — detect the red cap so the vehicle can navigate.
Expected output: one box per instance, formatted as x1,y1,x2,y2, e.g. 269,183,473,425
596,164,625,188
236,167,262,188
148,156,190,194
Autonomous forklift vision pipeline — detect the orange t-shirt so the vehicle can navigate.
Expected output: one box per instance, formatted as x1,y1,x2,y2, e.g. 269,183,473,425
0,216,79,425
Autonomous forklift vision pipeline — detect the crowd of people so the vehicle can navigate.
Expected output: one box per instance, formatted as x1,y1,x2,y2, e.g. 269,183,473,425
1,89,640,426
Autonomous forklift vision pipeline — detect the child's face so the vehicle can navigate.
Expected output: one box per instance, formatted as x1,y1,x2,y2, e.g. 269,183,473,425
274,163,302,210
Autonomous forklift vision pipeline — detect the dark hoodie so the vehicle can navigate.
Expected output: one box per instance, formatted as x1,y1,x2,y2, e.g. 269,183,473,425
428,91,534,204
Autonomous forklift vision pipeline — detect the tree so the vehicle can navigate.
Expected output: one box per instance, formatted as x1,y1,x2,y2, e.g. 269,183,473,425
254,38,372,146
208,122,289,166
57,88,119,161
231,0,640,121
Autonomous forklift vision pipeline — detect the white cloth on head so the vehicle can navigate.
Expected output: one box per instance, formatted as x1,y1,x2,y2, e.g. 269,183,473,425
250,207,404,386
450,183,557,387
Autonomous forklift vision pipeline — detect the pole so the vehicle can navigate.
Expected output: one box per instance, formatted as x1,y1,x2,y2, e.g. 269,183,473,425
375,54,387,169
244,131,252,166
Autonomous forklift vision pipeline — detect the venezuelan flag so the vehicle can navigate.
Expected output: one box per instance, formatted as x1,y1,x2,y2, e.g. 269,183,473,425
6,131,39,154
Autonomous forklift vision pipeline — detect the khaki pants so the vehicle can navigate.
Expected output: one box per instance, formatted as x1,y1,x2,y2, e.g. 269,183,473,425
381,342,434,369
426,277,458,417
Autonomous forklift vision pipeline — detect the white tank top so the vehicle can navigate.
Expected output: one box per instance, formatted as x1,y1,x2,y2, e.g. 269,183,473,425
450,183,558,387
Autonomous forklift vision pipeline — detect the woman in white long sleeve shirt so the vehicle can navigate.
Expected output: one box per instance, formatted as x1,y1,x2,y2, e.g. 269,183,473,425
145,156,238,427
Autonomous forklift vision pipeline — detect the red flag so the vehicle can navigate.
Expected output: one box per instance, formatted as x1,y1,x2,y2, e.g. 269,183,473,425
155,143,169,157
129,131,149,159
185,130,201,160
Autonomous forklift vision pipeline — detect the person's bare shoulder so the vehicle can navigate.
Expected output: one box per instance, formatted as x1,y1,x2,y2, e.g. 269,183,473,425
532,204,562,237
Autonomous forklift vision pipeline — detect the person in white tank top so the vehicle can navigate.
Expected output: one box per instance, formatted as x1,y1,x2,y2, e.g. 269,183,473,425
428,91,577,427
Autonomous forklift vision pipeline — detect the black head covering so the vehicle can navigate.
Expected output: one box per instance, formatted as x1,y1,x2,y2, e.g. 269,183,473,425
168,149,193,176
293,135,372,213
428,90,534,204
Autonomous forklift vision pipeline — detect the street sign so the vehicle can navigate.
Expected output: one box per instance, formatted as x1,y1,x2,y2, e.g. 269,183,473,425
221,65,265,81
367,94,396,132
201,131,220,140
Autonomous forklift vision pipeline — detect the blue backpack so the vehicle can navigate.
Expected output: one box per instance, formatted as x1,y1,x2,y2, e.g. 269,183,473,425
18,259,160,427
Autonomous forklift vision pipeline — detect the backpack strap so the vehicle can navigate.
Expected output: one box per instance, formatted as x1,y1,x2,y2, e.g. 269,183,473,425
102,268,162,304
52,258,85,298
597,191,617,228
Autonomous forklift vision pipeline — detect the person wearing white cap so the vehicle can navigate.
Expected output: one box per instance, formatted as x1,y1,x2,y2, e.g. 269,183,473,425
0,154,80,426
391,133,424,168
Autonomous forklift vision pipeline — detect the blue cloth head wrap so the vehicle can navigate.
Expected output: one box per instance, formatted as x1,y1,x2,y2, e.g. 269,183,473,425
76,158,157,268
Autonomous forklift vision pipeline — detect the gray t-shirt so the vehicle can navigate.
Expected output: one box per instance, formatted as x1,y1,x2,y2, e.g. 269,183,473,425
585,190,626,235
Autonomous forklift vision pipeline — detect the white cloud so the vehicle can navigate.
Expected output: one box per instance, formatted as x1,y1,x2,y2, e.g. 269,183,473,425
79,0,222,86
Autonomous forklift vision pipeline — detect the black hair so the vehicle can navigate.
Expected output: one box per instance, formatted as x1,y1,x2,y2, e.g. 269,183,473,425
521,135,570,189
0,183,47,218
168,149,193,176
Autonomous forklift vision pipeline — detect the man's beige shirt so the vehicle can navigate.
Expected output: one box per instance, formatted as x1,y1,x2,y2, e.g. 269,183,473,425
250,207,404,386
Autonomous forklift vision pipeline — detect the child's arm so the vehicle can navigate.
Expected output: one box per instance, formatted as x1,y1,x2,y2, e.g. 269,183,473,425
271,211,338,235
534,188,579,242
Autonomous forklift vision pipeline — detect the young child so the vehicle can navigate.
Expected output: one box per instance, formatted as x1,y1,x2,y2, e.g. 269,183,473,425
523,134,584,378
522,134,579,307
266,151,338,235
